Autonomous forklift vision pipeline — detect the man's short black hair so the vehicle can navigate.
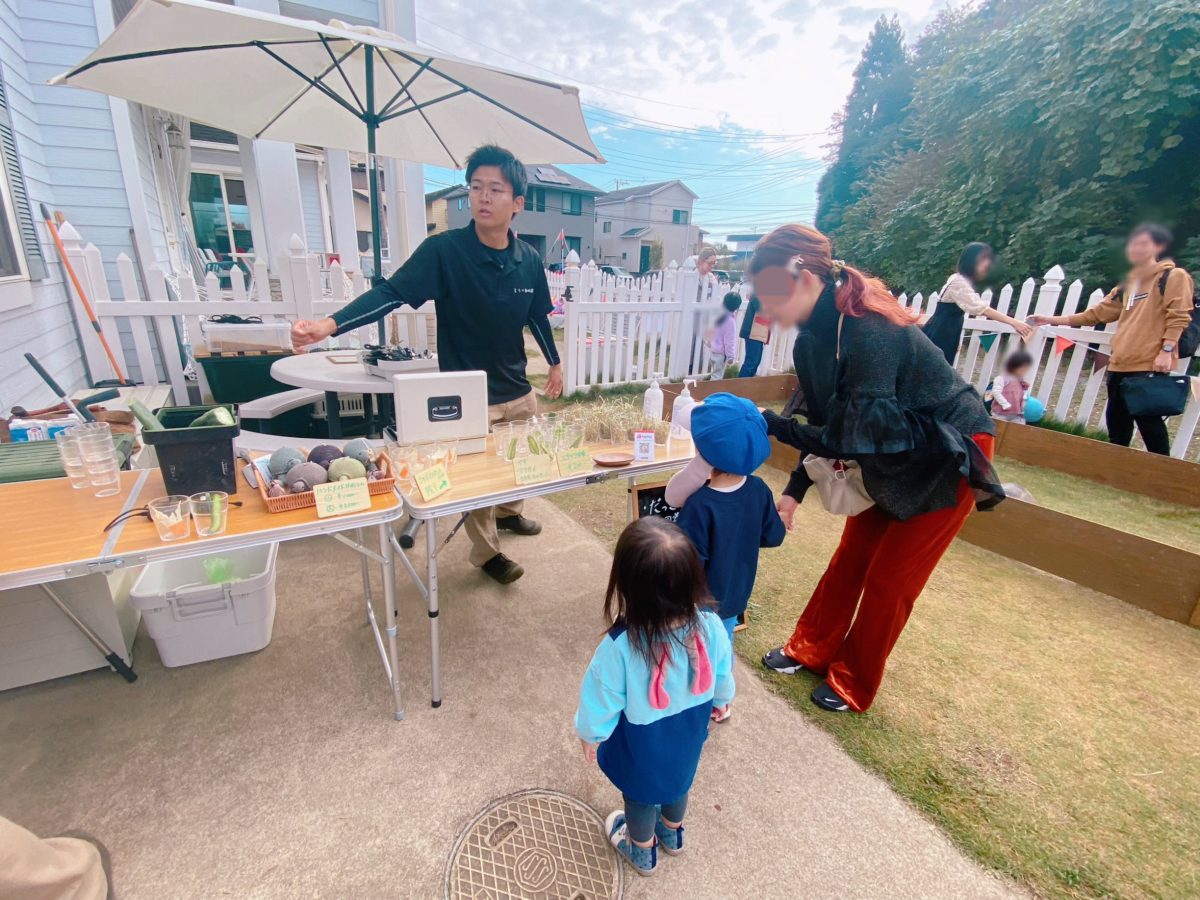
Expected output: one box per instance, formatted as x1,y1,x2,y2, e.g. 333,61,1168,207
1130,222,1173,254
465,145,528,198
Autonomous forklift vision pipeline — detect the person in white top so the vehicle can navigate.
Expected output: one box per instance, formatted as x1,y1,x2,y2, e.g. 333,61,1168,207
922,242,1032,364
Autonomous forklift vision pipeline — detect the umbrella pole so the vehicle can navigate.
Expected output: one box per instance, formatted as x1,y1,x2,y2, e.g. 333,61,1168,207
365,44,385,345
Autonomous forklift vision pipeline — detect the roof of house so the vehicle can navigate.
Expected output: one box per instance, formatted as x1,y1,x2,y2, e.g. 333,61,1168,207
620,226,652,238
425,185,467,203
526,164,602,195
726,232,766,243
596,180,698,204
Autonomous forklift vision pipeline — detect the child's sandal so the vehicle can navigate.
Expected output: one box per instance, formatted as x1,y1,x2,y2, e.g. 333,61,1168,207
711,704,732,723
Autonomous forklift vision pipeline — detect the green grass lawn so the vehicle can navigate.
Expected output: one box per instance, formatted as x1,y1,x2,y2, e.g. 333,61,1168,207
547,463,1200,900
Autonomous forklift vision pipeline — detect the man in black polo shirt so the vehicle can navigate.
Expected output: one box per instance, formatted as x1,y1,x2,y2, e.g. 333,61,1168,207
291,145,563,584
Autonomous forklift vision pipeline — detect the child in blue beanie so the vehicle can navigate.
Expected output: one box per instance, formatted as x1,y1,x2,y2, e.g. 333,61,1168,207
669,393,786,722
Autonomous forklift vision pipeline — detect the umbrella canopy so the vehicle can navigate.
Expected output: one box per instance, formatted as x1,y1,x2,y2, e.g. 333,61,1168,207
52,0,603,277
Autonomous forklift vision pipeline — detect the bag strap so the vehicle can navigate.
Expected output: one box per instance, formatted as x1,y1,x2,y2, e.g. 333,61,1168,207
836,313,845,361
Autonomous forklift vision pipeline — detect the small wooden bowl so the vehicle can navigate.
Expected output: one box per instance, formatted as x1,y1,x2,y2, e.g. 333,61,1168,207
592,451,634,468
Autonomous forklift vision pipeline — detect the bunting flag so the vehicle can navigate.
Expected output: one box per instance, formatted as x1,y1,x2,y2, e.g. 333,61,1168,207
1054,335,1074,355
979,333,997,352
1092,350,1111,372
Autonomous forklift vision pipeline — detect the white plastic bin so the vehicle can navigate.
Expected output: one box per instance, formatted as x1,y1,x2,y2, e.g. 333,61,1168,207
129,545,278,667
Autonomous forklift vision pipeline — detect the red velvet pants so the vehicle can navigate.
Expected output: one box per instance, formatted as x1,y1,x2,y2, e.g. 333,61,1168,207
785,434,994,711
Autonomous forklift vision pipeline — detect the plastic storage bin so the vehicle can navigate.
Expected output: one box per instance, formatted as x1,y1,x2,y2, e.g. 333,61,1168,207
142,404,241,495
129,545,278,667
203,321,293,353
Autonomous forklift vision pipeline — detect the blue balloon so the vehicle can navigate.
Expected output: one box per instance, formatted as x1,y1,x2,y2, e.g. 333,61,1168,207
1024,395,1045,423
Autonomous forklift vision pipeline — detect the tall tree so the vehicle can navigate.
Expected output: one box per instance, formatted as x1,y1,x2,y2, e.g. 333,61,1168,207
829,0,1200,293
815,16,914,235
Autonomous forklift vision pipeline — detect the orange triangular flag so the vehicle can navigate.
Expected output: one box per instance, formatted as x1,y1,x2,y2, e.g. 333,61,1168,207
1054,335,1073,355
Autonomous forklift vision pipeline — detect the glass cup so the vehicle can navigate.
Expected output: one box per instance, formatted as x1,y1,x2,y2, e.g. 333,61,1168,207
493,422,514,461
55,430,90,489
384,440,416,488
189,491,230,537
73,422,121,498
510,421,530,459
148,495,191,541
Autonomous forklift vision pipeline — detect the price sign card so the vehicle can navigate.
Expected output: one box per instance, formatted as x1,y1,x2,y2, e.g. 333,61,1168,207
313,477,372,518
514,454,556,485
633,430,656,461
415,463,451,501
557,447,594,477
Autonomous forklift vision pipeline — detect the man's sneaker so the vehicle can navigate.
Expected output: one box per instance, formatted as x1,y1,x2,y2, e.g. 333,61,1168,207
481,553,524,584
605,811,657,876
655,819,685,856
762,647,807,675
811,681,852,712
496,514,542,536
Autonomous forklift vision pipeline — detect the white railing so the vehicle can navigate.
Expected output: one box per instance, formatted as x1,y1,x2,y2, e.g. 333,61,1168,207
60,223,434,403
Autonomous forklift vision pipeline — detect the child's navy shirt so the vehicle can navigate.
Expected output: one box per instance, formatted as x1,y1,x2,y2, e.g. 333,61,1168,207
676,475,786,620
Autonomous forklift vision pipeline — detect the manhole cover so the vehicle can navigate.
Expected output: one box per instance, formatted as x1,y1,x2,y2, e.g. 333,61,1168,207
445,789,623,900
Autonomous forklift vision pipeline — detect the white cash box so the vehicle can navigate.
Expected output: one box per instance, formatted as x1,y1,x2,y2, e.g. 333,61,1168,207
392,370,489,454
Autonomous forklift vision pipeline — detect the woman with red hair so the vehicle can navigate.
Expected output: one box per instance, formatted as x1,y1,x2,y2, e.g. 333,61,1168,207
749,225,1003,712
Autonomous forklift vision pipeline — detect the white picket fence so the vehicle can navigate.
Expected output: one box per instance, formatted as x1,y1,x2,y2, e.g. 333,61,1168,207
60,223,435,403
559,258,1199,461
60,223,1199,461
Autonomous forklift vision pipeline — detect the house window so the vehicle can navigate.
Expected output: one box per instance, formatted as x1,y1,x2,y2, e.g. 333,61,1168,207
566,236,581,254
602,221,611,234
189,171,255,262
0,72,47,283
621,252,627,260
564,193,582,216
672,209,689,225
456,197,465,210
525,187,546,212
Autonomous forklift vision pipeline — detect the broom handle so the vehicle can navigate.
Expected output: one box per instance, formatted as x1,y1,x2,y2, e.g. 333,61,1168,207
41,205,131,385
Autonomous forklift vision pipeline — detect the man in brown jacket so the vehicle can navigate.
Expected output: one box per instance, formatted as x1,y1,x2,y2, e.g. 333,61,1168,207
1033,224,1193,455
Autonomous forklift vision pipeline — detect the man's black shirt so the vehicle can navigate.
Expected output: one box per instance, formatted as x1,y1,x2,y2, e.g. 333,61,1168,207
332,221,560,404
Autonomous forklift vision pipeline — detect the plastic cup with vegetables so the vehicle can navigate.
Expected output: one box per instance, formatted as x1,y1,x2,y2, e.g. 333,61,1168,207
189,491,229,537
148,495,191,541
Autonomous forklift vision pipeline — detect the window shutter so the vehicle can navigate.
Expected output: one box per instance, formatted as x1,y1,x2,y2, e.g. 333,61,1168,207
0,71,48,280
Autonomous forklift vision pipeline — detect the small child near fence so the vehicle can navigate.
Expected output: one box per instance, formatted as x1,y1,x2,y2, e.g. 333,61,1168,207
706,292,742,379
990,350,1033,423
575,517,735,877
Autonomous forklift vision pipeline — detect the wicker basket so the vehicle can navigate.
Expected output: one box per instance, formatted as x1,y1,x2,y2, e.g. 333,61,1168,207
254,450,395,513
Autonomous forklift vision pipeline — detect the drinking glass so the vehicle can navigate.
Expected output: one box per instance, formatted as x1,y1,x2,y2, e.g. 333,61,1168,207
384,441,416,488
511,421,530,458
492,422,513,461
189,491,230,537
54,430,90,489
148,495,191,541
73,422,121,498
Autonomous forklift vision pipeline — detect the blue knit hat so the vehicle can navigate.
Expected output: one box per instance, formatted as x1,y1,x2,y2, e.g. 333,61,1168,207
690,393,770,475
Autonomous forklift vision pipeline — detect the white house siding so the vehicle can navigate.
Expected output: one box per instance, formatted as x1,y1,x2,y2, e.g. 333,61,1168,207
128,102,170,271
0,0,100,410
298,158,326,253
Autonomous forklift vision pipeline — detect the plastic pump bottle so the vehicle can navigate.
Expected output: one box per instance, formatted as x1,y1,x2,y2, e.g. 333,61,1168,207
643,371,664,421
670,378,697,441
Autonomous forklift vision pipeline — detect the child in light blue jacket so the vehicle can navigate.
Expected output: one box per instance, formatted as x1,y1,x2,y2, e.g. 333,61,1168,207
575,517,735,877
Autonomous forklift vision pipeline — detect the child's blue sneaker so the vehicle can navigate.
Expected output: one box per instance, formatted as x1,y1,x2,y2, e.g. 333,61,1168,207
655,818,685,856
605,810,657,876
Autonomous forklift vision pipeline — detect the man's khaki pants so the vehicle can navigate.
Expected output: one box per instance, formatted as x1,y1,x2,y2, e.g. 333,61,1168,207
465,391,538,566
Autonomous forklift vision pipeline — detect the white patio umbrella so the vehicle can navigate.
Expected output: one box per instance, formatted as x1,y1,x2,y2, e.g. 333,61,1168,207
52,0,603,280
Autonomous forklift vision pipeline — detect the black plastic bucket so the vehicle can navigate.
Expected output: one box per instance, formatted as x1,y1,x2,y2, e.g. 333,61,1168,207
143,405,241,495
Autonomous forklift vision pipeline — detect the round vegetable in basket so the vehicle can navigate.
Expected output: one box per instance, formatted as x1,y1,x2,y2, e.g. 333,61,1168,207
307,444,344,469
327,457,367,482
285,461,328,493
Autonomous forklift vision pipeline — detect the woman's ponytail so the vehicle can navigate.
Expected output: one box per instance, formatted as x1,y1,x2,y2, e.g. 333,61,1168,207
834,263,918,326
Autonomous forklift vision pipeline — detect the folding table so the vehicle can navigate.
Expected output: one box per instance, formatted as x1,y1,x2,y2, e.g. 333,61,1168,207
395,437,694,708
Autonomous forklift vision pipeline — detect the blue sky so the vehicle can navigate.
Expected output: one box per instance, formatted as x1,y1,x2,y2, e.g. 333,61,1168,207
415,0,945,243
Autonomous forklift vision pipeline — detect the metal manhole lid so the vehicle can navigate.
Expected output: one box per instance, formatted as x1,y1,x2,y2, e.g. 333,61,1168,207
445,789,623,900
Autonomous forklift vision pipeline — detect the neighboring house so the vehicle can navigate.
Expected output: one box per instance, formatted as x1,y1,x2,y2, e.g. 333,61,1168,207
442,164,602,263
0,0,422,411
593,180,701,273
726,232,766,265
424,184,466,236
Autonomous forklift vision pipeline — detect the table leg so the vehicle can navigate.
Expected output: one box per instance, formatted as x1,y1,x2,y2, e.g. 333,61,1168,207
427,515,442,708
379,523,404,721
40,585,136,683
363,394,376,438
325,391,343,438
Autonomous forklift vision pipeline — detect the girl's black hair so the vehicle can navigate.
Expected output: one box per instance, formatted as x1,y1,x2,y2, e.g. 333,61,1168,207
1005,350,1033,373
604,517,714,666
957,242,994,283
722,291,743,312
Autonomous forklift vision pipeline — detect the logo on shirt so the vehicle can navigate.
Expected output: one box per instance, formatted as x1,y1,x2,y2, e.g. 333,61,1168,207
513,287,535,294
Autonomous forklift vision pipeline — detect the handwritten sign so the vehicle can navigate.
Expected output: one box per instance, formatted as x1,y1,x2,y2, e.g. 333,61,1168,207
514,453,555,485
415,463,451,501
313,477,371,518
556,447,594,477
633,430,656,461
